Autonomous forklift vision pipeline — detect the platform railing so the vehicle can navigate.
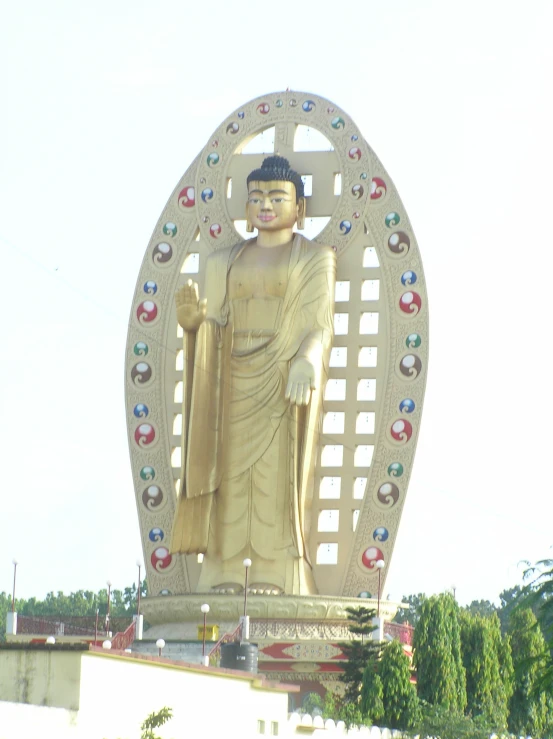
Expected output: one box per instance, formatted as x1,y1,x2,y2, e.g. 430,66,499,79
207,622,243,665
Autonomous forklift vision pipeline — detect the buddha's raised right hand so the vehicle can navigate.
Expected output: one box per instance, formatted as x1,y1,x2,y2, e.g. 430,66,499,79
175,280,207,331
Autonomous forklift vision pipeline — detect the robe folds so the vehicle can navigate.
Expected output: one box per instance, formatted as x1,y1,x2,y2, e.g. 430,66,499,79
171,234,336,594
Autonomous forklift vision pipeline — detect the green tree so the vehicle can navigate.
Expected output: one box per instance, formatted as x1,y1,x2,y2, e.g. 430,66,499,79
497,584,528,634
393,593,426,627
413,703,492,739
508,607,553,737
459,611,510,730
340,606,382,703
378,640,419,729
360,658,384,724
464,599,496,618
413,593,466,713
140,707,173,739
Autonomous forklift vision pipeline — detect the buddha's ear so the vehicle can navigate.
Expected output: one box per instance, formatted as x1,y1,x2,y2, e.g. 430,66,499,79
296,197,306,231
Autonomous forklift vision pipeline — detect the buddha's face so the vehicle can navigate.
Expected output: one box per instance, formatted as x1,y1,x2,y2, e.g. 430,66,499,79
246,180,303,232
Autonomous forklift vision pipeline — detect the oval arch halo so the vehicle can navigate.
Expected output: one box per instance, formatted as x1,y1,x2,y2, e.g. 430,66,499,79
124,90,428,602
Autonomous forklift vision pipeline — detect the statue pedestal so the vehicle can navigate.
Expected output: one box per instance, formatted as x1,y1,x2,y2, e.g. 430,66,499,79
139,594,406,703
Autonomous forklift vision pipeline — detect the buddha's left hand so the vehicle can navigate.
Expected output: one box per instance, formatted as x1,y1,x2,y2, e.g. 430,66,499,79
286,357,316,406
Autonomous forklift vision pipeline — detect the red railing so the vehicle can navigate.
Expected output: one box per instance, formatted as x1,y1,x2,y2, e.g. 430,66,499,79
208,622,243,665
383,621,414,646
111,620,136,651
14,615,132,640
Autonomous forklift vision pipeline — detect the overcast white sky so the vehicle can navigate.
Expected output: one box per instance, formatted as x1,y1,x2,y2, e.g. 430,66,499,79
2,0,552,606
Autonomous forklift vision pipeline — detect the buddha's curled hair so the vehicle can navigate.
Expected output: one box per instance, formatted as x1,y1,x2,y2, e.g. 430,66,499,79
247,155,304,201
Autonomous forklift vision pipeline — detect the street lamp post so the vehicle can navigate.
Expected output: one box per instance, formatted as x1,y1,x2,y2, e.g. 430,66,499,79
136,562,142,618
11,560,18,612
106,581,112,635
243,558,252,618
200,604,210,661
376,559,386,618
156,638,165,657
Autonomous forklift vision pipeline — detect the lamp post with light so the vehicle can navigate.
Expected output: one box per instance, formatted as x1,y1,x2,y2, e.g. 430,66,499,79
136,562,142,618
376,559,386,618
11,560,17,612
106,581,112,635
241,558,252,641
200,604,210,664
156,638,165,657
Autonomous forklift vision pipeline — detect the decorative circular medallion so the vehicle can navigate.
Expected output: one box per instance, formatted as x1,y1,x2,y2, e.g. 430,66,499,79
134,423,156,447
339,220,352,235
152,242,173,265
133,342,148,356
390,419,413,443
406,333,422,348
376,482,400,506
385,212,400,228
401,271,417,286
151,547,172,571
159,589,172,596
143,281,157,295
142,485,163,509
361,546,384,570
257,103,270,114
133,403,149,418
140,466,155,481
352,184,364,199
162,222,177,237
348,147,362,161
209,223,222,238
207,152,219,167
137,300,158,324
178,187,195,208
387,232,410,256
149,527,164,543
302,100,315,112
399,291,422,315
373,527,389,542
201,188,214,202
371,177,387,200
358,591,372,598
399,354,422,379
226,122,239,134
399,398,416,414
131,362,152,385
387,462,404,477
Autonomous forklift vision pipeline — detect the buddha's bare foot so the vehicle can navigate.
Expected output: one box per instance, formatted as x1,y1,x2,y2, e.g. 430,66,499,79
211,582,243,594
248,583,283,595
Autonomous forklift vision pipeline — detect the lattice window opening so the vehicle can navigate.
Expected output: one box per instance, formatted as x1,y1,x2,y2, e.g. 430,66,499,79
301,174,313,197
318,509,340,533
363,247,380,268
360,312,379,335
294,125,334,152
175,350,183,371
324,379,346,401
354,445,374,467
297,216,331,239
226,178,233,199
173,414,183,436
319,476,341,499
335,280,350,302
353,477,367,499
356,412,375,434
177,324,183,338
174,479,180,495
171,447,182,468
321,445,344,467
316,543,338,565
334,173,342,196
323,412,345,434
361,279,380,301
181,253,200,274
358,347,378,368
240,127,275,155
329,347,347,368
357,379,377,402
352,509,360,532
334,313,349,335
174,381,183,403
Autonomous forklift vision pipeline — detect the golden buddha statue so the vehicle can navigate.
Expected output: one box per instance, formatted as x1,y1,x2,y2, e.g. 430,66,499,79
170,156,336,595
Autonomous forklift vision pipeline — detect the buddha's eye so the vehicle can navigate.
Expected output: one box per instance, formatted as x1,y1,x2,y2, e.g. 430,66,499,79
271,198,285,203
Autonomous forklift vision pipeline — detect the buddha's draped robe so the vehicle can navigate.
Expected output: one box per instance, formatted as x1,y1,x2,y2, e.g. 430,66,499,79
171,234,336,594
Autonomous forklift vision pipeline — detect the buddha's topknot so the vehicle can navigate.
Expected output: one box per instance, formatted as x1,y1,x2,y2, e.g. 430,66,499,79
247,155,304,201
